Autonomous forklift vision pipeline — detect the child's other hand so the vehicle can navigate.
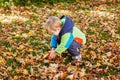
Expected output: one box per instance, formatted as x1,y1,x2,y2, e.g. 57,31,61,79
48,50,57,60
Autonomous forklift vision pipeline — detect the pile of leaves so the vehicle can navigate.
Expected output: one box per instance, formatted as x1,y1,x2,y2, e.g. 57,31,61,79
0,1,120,80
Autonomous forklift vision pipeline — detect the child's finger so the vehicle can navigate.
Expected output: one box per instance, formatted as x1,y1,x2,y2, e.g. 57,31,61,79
49,54,53,60
48,54,51,59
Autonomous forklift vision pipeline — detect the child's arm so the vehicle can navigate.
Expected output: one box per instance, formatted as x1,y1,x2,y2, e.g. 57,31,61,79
50,35,57,48
48,33,74,59
48,35,57,59
55,33,74,54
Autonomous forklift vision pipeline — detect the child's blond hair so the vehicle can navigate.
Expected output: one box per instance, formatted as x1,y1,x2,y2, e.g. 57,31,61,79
44,16,62,31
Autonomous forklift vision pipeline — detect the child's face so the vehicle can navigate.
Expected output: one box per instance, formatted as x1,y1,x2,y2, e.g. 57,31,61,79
49,28,61,36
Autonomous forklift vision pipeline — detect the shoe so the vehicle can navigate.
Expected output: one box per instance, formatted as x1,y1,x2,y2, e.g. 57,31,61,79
72,54,82,61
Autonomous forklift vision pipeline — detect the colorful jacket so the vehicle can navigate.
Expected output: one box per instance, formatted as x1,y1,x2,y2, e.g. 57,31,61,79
50,15,86,54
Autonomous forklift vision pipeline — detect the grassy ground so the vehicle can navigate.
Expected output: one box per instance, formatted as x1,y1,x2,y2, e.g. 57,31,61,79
0,1,120,80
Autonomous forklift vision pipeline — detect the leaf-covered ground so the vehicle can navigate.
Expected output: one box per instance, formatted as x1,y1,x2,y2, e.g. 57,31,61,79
0,1,120,80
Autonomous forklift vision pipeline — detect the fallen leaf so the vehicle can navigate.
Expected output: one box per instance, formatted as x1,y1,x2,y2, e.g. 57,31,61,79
14,75,18,80
23,69,29,75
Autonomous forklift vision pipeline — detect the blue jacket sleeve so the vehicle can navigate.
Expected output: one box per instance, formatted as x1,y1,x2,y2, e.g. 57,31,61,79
50,35,57,48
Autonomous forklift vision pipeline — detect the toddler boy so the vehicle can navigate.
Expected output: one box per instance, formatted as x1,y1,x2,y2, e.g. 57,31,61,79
44,15,86,61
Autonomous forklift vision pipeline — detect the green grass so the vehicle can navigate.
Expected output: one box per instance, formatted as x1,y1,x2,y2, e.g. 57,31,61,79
6,59,14,66
116,28,120,34
87,30,95,35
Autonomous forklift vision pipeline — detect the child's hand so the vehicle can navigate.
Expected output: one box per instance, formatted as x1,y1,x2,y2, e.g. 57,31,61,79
48,50,57,60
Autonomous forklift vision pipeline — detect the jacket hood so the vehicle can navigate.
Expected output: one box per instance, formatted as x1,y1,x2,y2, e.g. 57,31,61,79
59,15,74,38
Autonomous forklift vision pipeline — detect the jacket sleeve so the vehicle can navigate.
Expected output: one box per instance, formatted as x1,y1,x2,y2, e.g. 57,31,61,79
50,35,57,48
55,33,74,54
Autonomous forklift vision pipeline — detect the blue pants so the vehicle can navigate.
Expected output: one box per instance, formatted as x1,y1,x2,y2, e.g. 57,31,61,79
67,40,81,56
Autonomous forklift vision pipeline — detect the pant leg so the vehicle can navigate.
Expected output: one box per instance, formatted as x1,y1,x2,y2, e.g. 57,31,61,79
67,40,81,56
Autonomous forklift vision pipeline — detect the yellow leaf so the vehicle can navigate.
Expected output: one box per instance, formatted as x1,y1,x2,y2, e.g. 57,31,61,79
25,57,28,63
7,66,12,71
43,53,49,59
93,28,96,32
15,57,21,62
112,34,115,38
102,40,106,43
86,54,90,58
90,51,97,59
67,65,77,72
41,52,50,59
28,31,34,36
0,57,5,64
83,50,87,53
42,29,46,33
32,21,37,24
96,62,101,67
18,45,25,50
26,48,33,52
14,75,18,80
110,59,114,63
28,48,33,52
23,69,29,75
5,52,13,56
